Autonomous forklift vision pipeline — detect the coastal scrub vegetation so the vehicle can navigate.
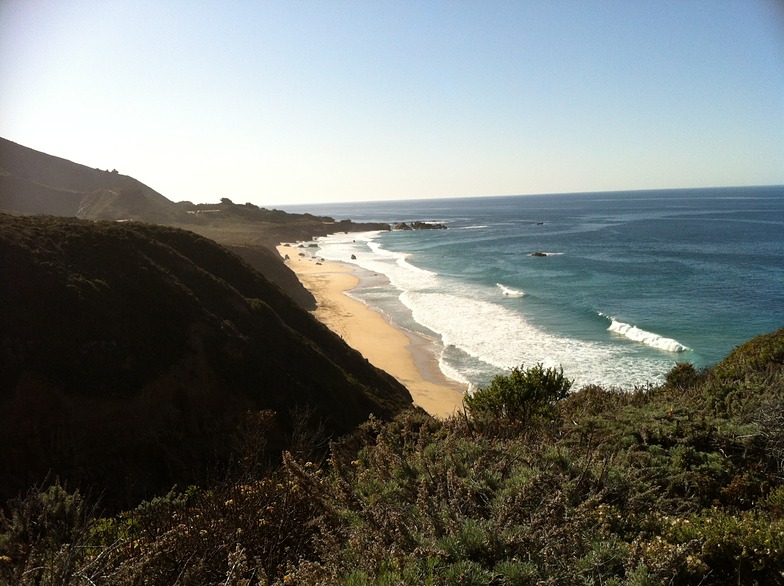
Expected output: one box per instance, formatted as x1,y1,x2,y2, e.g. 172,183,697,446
3,328,784,585
0,214,412,509
463,363,572,423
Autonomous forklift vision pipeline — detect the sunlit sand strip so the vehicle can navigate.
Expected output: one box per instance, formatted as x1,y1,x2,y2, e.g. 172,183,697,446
277,245,466,418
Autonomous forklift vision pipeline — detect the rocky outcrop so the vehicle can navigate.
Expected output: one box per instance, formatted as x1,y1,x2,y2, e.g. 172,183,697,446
394,221,447,230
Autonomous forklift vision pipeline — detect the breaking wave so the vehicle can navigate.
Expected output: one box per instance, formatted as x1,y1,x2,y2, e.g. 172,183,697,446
496,283,526,298
314,231,689,389
606,318,691,353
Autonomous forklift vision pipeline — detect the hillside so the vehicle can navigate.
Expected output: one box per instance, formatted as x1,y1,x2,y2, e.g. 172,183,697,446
0,137,176,222
0,214,412,508
0,137,391,308
0,137,392,242
2,327,782,584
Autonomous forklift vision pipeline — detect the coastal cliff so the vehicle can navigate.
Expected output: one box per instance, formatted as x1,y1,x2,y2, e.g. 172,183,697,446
0,214,412,508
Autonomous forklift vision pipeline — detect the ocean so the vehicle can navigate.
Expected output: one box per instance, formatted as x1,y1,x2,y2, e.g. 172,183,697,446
281,186,784,391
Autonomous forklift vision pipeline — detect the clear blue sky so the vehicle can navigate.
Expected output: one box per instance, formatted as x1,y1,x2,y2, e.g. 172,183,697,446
1,1,782,205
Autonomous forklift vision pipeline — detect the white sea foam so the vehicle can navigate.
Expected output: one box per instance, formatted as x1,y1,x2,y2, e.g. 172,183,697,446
318,232,437,290
315,232,674,390
398,290,666,389
437,355,471,386
607,319,690,353
496,283,526,297
398,255,436,275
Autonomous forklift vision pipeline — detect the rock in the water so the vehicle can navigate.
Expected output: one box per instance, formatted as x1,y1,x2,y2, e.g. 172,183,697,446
394,221,447,230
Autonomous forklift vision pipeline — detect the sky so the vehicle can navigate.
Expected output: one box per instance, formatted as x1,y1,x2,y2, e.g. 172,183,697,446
1,1,783,206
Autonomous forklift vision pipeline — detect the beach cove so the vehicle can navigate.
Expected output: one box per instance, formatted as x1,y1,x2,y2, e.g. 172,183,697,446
282,187,784,391
277,245,467,418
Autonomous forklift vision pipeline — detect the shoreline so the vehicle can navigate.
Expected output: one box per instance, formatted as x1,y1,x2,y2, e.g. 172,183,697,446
277,244,467,418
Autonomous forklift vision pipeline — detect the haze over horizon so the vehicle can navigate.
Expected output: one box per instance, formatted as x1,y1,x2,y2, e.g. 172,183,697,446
1,1,782,206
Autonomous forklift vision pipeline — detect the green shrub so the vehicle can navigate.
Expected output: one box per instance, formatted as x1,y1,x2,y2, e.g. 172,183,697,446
464,363,572,423
663,509,784,582
492,559,539,585
440,559,493,585
0,481,94,585
665,361,702,391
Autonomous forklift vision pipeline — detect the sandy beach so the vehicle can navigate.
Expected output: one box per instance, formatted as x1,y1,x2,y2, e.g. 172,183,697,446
277,245,467,418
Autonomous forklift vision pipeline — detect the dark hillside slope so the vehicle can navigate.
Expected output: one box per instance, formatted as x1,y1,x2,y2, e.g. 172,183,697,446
226,244,316,310
0,214,411,507
0,137,177,222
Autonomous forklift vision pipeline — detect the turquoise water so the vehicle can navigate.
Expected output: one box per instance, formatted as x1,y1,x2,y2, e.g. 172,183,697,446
282,186,784,390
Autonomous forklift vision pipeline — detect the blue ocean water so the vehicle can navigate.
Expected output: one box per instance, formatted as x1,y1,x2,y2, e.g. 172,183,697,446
282,186,784,390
